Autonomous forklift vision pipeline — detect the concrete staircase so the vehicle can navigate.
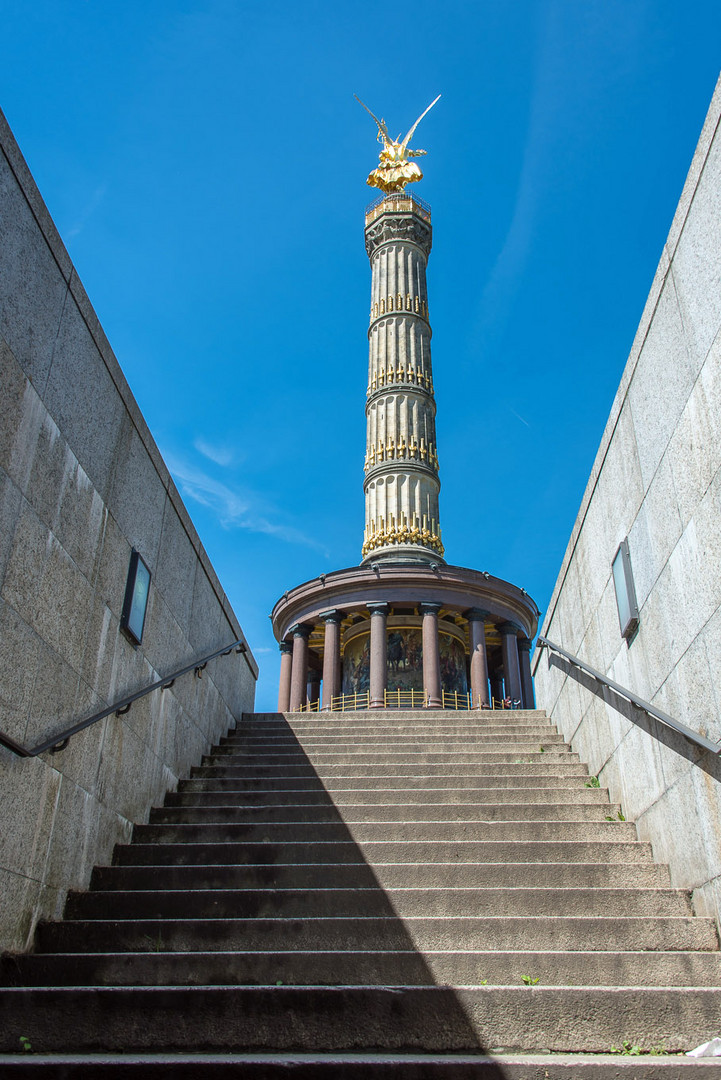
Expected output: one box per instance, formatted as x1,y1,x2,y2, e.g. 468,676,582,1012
3,708,721,1077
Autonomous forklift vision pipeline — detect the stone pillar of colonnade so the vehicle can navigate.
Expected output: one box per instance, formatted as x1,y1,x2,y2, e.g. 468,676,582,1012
465,607,490,709
420,601,442,708
289,624,311,711
321,610,343,711
368,603,389,709
498,622,523,703
518,638,536,709
278,641,293,712
307,669,321,709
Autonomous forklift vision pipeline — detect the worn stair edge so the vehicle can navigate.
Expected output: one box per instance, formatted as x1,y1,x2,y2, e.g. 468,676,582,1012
2,1052,717,1078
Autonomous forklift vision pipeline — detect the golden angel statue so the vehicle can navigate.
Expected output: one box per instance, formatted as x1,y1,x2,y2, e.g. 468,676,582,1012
355,94,441,194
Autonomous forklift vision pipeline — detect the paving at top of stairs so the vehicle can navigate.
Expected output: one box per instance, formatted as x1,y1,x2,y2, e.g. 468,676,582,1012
2,707,721,1075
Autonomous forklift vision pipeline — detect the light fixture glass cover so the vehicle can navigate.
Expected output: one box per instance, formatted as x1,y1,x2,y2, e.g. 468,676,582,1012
612,538,639,640
121,549,151,645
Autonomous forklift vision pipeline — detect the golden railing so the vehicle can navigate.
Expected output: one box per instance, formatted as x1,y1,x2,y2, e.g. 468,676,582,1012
295,689,522,712
297,691,371,713
384,688,428,709
364,191,431,226
440,690,472,711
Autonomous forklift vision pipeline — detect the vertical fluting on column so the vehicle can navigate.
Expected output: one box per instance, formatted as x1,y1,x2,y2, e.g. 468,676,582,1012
465,608,490,709
289,624,311,711
518,638,536,709
498,622,523,703
368,602,389,709
321,610,343,710
278,641,293,712
362,194,444,566
420,601,442,708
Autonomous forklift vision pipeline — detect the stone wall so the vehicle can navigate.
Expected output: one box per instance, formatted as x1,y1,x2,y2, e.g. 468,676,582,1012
534,75,721,927
0,107,258,951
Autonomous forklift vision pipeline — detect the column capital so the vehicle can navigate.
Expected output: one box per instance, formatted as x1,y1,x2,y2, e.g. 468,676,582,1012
419,601,442,616
464,607,491,622
367,602,389,617
517,638,533,654
319,609,344,624
496,621,520,637
289,622,312,640
279,641,293,655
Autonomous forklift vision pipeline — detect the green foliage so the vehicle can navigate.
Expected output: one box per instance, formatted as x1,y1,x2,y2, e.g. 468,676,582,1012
611,1041,642,1055
19,1037,32,1053
521,975,539,985
585,776,600,788
142,932,164,953
539,745,545,753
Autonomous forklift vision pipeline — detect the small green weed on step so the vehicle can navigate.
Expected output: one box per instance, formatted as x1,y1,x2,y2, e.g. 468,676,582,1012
521,975,539,985
611,1041,642,1056
605,811,626,822
19,1037,32,1053
142,933,164,953
585,776,600,788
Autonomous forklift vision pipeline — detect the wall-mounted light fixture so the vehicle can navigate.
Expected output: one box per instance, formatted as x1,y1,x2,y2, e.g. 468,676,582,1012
612,538,639,641
120,549,151,646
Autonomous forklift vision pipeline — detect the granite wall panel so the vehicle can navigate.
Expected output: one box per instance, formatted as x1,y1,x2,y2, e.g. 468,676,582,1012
534,74,721,930
0,108,257,952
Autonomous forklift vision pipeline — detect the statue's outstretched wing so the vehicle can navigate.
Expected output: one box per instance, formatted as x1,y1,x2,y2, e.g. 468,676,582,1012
400,94,441,153
355,95,391,142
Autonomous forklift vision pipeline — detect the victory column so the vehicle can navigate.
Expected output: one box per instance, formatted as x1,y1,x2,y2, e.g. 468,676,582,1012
271,98,538,712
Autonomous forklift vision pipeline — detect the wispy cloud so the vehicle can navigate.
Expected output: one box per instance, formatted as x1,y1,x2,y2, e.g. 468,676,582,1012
194,437,234,467
509,407,530,428
66,184,107,239
164,451,327,554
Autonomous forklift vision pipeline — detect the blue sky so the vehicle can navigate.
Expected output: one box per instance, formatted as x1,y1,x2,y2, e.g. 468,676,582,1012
3,1,720,709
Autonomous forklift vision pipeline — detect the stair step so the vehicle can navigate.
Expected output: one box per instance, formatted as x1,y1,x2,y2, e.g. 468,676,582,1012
113,839,656,866
130,820,639,844
34,915,718,954
203,752,576,766
2,985,721,1053
6,948,721,988
180,773,595,792
190,762,588,778
93,861,670,892
218,733,565,748
63,886,693,921
0,1052,717,1078
167,786,611,806
148,802,621,824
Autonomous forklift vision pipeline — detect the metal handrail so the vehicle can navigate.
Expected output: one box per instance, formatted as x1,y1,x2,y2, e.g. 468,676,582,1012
536,636,721,756
0,639,247,759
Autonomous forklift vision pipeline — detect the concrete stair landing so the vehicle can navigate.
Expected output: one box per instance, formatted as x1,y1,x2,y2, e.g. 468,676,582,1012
2,708,721,1077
